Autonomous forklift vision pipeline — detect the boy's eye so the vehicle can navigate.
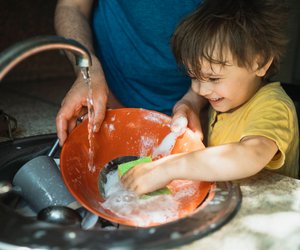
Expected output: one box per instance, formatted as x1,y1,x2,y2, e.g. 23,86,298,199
208,78,220,82
189,76,221,83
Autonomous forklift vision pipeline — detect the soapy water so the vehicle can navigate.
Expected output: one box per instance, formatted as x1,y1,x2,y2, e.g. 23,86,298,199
101,170,200,227
143,112,170,125
97,116,201,226
101,170,180,227
102,115,190,227
139,136,156,156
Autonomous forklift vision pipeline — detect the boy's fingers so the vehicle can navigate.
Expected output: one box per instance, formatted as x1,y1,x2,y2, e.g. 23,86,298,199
171,116,188,135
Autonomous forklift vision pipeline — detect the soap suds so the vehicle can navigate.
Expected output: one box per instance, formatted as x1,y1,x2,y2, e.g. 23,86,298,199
101,170,179,227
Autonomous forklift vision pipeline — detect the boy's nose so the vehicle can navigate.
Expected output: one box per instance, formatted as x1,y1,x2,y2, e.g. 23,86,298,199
192,81,213,96
200,83,213,96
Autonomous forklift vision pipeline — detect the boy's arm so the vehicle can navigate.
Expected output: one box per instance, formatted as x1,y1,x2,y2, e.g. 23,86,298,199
176,135,278,181
121,135,278,195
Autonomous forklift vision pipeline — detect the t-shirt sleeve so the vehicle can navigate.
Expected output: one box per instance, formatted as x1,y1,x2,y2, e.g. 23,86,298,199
241,98,295,169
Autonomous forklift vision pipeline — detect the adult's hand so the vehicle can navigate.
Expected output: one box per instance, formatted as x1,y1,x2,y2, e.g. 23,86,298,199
56,58,109,146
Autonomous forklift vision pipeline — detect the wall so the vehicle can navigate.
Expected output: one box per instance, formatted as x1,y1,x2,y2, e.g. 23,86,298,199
275,0,300,85
0,0,74,82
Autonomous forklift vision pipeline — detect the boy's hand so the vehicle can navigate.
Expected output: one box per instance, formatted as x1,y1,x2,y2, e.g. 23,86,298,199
171,116,188,136
120,159,173,196
172,101,203,141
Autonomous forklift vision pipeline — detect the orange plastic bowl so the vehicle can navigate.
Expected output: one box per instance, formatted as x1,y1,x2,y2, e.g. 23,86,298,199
60,108,211,227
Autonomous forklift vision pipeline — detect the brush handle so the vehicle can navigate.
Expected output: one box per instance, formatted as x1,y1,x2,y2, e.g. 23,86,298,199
48,138,60,158
152,132,178,159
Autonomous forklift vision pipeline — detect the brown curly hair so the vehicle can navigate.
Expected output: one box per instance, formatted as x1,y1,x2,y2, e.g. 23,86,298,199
172,0,289,82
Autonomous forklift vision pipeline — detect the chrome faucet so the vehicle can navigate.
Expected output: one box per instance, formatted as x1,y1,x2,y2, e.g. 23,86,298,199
0,36,92,142
0,35,92,81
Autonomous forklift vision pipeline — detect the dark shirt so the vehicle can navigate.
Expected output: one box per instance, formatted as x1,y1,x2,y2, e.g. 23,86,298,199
92,0,203,115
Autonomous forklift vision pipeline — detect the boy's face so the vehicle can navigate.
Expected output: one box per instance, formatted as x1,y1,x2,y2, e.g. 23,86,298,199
190,57,264,113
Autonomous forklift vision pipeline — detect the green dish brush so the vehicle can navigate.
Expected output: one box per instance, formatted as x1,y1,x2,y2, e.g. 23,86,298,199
118,156,172,198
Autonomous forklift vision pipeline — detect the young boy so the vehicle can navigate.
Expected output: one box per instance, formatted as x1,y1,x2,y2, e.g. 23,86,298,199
121,0,299,195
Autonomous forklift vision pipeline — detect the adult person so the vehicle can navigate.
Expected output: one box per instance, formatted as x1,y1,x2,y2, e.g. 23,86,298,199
55,0,205,145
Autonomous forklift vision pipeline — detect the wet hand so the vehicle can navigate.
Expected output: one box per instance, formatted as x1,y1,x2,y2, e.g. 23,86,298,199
120,160,172,196
56,67,108,146
170,116,188,136
172,101,203,141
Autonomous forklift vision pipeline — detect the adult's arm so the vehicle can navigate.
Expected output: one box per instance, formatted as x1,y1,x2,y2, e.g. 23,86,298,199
55,0,109,145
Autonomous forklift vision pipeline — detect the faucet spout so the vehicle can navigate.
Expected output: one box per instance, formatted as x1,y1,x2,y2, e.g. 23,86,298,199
0,36,92,81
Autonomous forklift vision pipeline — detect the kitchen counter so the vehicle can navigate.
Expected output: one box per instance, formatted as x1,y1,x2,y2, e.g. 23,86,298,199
177,170,300,250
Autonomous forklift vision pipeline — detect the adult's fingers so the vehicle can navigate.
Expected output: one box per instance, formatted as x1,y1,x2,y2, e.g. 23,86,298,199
85,72,109,132
91,91,107,132
56,107,76,146
56,82,88,145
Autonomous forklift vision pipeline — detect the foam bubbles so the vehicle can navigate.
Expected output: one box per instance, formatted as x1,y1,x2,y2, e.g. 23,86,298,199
151,132,177,159
101,170,179,227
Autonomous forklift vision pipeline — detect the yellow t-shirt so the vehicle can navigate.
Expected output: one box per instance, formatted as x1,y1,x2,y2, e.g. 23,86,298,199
208,82,299,178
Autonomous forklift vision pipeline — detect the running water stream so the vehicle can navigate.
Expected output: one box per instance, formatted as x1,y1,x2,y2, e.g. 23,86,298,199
81,68,96,173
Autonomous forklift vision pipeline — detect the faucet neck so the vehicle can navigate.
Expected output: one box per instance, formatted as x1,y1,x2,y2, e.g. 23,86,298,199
0,36,92,81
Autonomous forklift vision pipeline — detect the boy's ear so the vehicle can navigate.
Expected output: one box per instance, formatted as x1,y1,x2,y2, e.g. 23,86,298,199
255,57,274,77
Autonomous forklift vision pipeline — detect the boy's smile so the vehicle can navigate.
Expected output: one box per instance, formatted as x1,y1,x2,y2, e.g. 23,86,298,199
190,58,264,113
